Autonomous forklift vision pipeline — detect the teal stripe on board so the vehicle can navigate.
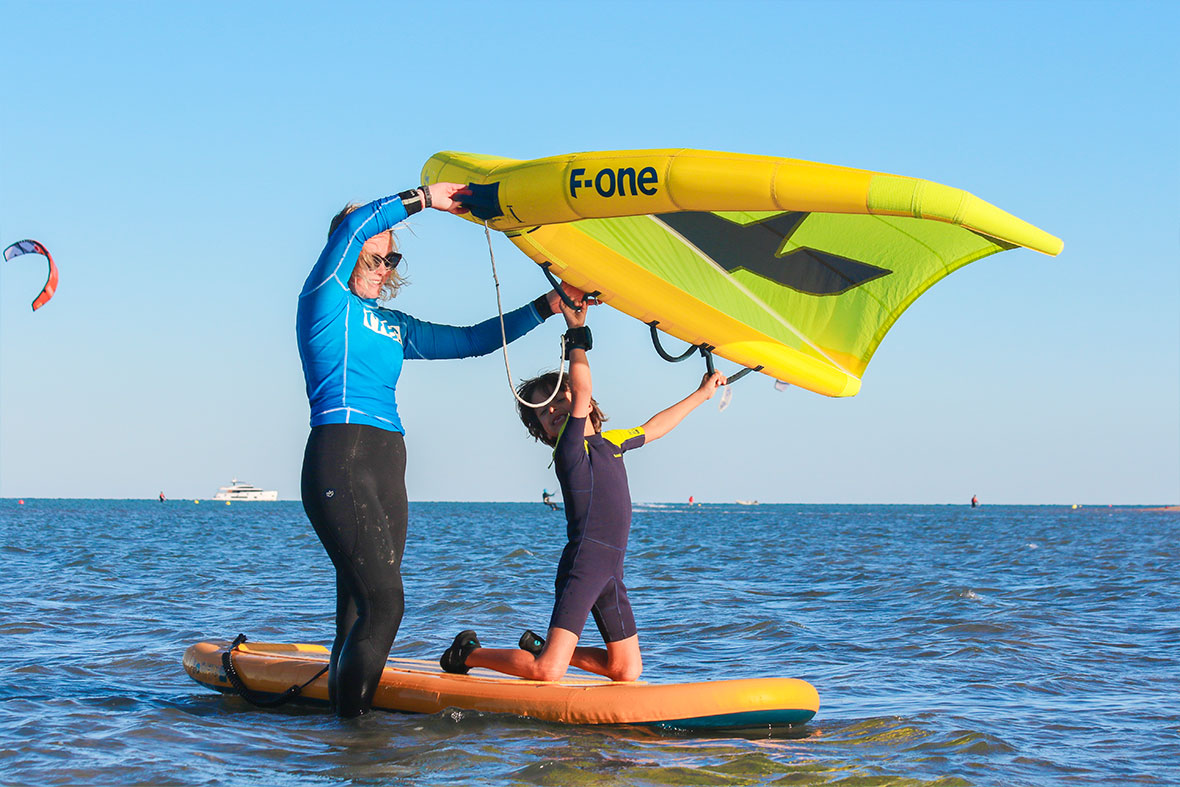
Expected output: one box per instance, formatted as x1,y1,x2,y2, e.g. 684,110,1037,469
652,707,816,731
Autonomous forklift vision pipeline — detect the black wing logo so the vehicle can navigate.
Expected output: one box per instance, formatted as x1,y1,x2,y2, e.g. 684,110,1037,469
654,212,891,296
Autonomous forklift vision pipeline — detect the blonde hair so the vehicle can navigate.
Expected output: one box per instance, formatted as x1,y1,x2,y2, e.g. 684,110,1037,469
329,203,408,301
516,371,607,447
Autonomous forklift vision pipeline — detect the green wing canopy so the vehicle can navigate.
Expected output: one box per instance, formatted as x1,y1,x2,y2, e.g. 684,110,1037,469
573,209,1015,380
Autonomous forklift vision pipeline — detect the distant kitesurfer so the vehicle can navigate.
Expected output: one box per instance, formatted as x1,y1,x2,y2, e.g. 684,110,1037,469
440,297,726,682
971,494,979,508
297,184,582,717
542,489,558,510
158,491,166,502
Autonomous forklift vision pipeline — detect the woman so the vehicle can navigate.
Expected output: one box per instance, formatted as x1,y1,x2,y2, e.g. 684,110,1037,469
296,182,574,717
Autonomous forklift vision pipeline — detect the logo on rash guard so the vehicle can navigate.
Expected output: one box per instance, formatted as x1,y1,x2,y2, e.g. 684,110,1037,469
363,308,402,342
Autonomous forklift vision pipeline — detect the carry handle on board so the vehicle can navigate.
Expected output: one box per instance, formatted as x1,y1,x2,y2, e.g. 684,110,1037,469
220,634,328,708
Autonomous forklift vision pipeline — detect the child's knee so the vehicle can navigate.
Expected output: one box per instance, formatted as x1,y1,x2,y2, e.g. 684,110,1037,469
614,666,642,682
534,665,568,682
609,660,642,682
532,657,570,683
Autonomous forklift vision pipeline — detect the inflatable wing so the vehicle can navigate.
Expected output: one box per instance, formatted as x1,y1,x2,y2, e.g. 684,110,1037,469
4,239,59,312
423,149,1062,397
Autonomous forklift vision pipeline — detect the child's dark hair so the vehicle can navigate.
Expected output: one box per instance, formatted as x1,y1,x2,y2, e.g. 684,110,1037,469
517,371,607,447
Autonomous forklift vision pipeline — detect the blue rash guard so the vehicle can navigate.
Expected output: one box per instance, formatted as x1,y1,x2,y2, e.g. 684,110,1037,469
296,194,547,433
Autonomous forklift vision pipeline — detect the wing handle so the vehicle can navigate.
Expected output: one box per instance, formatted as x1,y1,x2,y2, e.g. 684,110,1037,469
648,322,761,384
648,321,700,362
539,263,583,313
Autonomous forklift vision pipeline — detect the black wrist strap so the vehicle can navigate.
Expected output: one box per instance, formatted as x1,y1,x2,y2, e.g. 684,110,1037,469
418,185,432,208
397,189,425,216
532,294,553,317
564,326,593,352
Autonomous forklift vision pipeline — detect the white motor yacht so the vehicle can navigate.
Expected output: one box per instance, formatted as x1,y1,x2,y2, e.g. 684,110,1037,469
213,479,278,501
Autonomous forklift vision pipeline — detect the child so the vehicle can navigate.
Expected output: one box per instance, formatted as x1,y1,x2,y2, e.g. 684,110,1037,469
440,295,726,682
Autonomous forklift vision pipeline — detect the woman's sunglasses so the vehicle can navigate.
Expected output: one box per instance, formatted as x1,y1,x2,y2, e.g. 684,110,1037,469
375,252,402,271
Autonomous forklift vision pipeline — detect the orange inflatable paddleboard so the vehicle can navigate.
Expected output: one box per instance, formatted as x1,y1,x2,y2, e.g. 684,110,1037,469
184,640,819,731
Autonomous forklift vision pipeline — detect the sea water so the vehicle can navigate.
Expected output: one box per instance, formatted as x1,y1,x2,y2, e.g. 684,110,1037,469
1,500,1176,786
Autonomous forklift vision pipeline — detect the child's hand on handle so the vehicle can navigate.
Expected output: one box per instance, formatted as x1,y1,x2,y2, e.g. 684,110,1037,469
697,371,728,399
544,283,588,322
559,287,592,329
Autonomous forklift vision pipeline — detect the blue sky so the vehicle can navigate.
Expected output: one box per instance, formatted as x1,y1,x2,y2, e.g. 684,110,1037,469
1,1,1176,504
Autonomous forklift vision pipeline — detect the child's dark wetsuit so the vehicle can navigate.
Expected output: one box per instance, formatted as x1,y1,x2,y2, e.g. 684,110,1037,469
549,415,646,642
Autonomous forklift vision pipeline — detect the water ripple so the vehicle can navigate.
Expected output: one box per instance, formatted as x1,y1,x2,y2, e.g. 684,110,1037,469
1,501,1177,786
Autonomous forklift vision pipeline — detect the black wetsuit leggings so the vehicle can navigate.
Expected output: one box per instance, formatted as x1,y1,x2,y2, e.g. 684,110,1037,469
301,423,408,717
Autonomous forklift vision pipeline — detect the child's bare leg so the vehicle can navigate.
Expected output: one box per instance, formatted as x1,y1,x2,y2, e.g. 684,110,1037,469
465,627,579,682
569,634,641,682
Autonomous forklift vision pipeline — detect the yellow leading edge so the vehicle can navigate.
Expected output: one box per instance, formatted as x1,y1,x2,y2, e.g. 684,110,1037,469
423,149,1062,397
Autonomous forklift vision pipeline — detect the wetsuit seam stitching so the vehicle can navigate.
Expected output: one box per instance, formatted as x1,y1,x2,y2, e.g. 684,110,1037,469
312,406,399,426
582,536,623,550
341,299,350,409
607,575,622,638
